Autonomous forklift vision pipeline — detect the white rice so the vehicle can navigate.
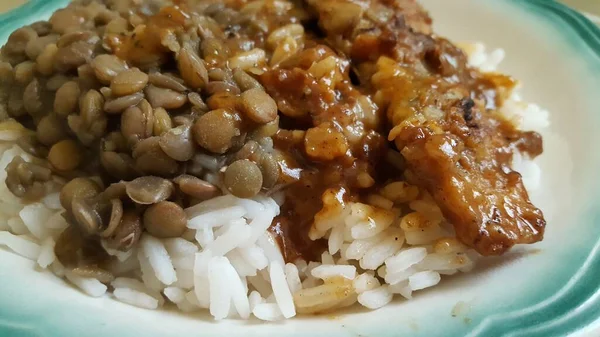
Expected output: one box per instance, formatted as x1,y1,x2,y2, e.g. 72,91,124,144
248,290,264,311
208,256,233,320
0,42,549,321
36,237,56,268
353,272,380,293
140,235,177,286
50,259,66,277
113,288,159,309
227,249,258,277
389,280,413,299
19,203,53,240
112,277,148,292
193,249,212,309
284,263,302,294
176,293,199,312
357,285,393,309
65,271,107,297
163,238,199,257
238,244,269,271
173,268,194,289
42,192,62,210
408,271,442,291
269,262,296,318
385,247,428,272
223,259,251,319
45,211,69,230
138,249,164,292
7,217,28,235
311,265,356,280
0,231,41,260
252,303,284,321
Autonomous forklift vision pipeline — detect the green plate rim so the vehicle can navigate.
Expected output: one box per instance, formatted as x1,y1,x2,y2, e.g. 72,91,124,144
471,1,600,336
1,0,600,336
0,0,70,43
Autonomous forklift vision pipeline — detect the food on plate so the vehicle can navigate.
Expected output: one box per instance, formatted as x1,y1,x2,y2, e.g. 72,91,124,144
0,0,547,320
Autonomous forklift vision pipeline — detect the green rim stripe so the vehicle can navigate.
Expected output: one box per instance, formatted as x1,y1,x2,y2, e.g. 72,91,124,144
524,0,600,60
0,0,70,44
469,2,600,335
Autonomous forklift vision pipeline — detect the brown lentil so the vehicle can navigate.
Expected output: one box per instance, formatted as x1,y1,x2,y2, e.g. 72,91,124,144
5,156,51,200
7,87,26,117
224,159,263,198
54,81,80,117
205,81,241,96
90,54,128,84
148,72,188,92
232,68,263,92
100,151,135,180
54,40,96,72
143,201,187,238
110,69,149,96
48,139,83,171
145,85,187,109
106,210,142,251
187,92,208,111
239,88,278,124
125,176,174,205
37,114,67,146
177,45,208,90
206,92,239,111
174,175,219,200
152,107,172,136
132,137,178,176
14,61,36,85
59,177,101,210
71,198,102,235
100,199,124,238
258,153,280,188
192,109,242,154
158,125,195,162
104,92,144,114
79,89,104,127
121,105,152,141
35,43,58,76
45,74,70,91
23,79,43,116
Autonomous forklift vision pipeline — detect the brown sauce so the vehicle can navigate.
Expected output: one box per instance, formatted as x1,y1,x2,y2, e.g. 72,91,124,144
264,0,545,259
107,6,190,66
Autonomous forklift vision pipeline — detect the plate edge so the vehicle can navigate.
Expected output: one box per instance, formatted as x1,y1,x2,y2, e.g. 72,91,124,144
467,2,600,336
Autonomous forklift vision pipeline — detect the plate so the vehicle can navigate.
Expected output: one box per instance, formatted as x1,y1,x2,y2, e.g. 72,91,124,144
1,0,600,336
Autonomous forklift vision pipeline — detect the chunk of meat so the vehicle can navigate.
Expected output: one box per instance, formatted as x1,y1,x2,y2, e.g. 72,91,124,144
305,0,433,60
261,45,369,129
304,123,349,161
306,0,432,37
401,136,544,255
397,98,545,256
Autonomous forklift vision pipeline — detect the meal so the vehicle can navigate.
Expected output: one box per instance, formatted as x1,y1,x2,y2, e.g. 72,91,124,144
0,0,548,320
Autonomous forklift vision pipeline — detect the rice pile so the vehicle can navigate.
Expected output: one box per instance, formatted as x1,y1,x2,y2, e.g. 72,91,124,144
0,43,549,320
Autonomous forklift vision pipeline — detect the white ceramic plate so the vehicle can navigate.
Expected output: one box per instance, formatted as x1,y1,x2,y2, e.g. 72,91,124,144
1,0,600,336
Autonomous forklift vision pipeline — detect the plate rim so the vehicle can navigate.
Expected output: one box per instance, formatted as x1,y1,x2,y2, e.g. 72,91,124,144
469,2,600,336
1,0,600,336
